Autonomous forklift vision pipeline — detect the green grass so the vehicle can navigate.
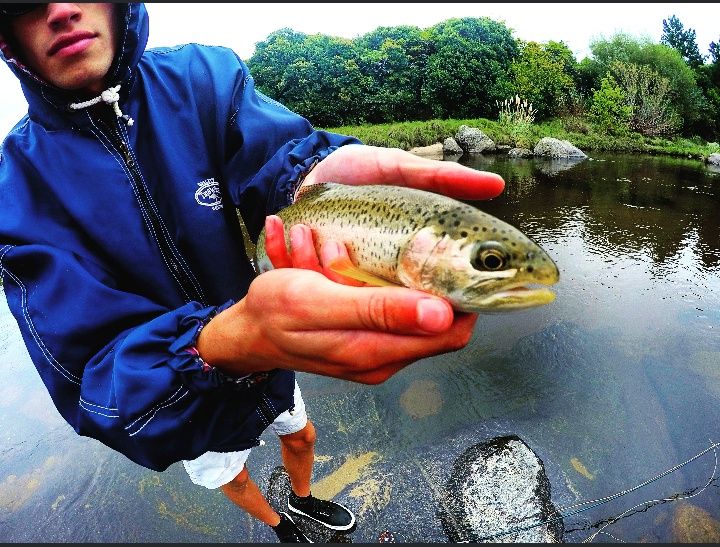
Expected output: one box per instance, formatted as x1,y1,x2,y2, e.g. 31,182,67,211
322,117,720,161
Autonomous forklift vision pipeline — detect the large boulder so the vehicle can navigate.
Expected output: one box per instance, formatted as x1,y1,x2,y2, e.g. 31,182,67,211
456,125,497,154
533,137,586,159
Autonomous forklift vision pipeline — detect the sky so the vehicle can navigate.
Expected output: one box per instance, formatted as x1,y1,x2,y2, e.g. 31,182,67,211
1,2,719,138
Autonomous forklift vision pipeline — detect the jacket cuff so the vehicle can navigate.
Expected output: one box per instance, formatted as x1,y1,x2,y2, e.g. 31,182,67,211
169,300,267,391
283,147,337,207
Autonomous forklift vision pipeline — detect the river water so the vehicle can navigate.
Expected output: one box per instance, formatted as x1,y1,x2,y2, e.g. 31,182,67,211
1,152,719,542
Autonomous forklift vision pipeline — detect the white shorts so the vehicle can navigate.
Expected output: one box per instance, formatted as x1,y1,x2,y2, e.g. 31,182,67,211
182,380,308,489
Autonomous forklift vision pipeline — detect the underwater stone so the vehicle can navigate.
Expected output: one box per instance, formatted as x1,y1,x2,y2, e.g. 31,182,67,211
439,435,564,543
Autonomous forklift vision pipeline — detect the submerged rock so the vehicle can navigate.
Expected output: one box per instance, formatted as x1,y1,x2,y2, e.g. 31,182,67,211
439,435,564,543
672,502,720,543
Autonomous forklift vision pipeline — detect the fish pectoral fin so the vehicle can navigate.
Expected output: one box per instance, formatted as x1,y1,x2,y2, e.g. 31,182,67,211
328,257,401,287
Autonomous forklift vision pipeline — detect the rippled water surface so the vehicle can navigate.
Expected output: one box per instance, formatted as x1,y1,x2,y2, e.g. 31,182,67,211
1,152,719,542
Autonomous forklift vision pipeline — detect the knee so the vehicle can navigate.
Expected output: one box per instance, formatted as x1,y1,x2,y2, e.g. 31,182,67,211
223,466,250,493
281,421,316,453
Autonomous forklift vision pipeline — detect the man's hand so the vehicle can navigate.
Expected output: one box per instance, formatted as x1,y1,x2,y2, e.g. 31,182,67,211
299,143,505,200
196,267,478,385
197,144,503,384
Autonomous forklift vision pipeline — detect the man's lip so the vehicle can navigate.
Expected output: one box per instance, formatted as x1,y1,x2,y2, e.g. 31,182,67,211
48,31,96,56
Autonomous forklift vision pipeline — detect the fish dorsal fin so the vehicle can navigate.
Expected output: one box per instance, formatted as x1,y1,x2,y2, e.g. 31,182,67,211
327,257,401,287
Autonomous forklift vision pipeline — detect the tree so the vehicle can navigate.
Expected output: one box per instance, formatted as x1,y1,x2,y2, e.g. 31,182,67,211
248,31,369,127
609,61,680,136
660,15,705,68
421,17,518,119
247,28,308,100
509,40,577,120
587,74,632,136
355,26,433,122
586,33,709,136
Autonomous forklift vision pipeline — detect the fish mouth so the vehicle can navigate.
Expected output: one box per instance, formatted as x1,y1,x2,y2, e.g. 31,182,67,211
460,281,557,312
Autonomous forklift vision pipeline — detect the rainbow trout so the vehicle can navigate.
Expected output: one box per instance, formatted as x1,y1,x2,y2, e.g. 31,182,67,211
255,183,559,311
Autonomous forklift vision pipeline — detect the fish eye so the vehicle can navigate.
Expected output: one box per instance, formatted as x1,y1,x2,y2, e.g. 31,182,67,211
471,242,508,271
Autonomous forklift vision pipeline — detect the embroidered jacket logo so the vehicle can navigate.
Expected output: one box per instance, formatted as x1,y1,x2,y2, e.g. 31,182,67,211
194,178,223,210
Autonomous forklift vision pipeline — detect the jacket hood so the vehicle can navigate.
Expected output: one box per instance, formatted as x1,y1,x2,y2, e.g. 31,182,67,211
0,3,149,125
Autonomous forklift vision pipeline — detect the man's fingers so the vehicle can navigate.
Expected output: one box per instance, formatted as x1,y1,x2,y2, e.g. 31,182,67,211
264,215,292,268
304,312,478,383
397,157,506,201
281,271,455,334
289,224,322,272
264,217,323,272
305,144,505,201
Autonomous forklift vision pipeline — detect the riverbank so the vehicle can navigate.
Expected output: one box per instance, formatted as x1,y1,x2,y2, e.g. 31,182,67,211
323,118,720,163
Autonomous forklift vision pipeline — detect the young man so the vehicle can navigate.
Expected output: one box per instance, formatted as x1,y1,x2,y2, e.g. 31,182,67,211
0,3,505,543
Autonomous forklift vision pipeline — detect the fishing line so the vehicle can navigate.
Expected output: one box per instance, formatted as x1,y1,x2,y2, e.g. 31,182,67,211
467,439,719,542
581,440,719,543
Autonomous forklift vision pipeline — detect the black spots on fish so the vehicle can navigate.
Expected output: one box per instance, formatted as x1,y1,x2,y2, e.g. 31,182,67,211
527,265,535,273
460,231,468,238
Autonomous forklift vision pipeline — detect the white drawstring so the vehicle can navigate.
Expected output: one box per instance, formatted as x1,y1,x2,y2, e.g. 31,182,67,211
69,84,134,126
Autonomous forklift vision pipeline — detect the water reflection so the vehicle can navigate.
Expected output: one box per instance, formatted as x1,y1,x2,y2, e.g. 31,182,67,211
1,152,719,542
463,152,720,271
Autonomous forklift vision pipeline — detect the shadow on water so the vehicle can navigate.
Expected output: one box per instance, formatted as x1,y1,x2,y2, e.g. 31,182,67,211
1,152,719,542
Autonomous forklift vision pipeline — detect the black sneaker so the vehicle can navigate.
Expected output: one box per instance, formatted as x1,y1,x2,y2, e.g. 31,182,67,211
273,512,313,543
288,491,356,533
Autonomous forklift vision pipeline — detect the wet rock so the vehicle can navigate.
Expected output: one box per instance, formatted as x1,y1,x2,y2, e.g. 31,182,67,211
508,147,534,158
533,137,586,159
455,125,496,154
439,435,563,543
408,142,443,160
706,152,720,166
442,137,464,156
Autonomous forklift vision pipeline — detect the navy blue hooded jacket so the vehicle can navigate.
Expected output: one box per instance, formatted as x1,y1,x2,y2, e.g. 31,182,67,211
0,3,360,471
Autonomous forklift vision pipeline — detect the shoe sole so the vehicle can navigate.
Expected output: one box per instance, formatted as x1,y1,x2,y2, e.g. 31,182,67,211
287,502,357,533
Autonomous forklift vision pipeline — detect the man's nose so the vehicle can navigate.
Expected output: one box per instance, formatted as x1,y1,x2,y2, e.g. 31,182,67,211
46,3,83,30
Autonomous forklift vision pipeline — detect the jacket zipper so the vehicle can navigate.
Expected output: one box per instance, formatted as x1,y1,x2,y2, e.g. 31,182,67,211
98,117,207,305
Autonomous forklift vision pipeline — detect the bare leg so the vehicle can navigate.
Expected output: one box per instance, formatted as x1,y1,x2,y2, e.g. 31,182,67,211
220,466,281,526
279,420,317,497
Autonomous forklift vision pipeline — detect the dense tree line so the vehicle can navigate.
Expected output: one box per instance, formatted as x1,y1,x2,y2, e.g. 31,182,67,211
246,15,720,141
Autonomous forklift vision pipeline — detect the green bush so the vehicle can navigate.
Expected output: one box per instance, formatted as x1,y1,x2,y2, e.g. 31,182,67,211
588,75,632,136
